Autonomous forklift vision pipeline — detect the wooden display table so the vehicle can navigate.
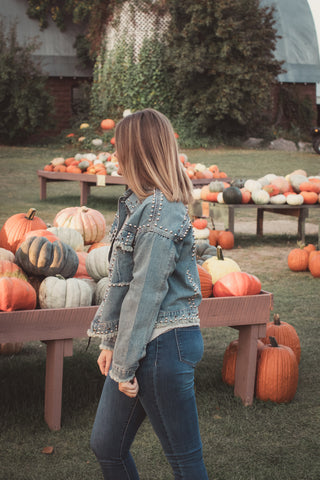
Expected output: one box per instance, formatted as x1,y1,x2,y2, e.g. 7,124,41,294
192,201,320,243
37,170,231,206
37,170,128,206
0,292,273,430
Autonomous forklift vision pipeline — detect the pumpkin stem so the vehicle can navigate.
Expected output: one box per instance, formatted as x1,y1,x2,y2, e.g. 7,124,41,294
26,208,37,220
273,313,281,325
269,336,279,348
216,245,224,261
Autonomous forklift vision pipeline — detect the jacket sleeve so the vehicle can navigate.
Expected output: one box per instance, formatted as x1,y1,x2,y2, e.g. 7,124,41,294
109,229,177,383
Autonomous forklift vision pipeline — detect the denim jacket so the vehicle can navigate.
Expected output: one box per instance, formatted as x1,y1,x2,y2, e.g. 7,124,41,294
87,188,202,383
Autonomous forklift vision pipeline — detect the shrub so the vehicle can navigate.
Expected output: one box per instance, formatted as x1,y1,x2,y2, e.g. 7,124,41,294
0,19,54,144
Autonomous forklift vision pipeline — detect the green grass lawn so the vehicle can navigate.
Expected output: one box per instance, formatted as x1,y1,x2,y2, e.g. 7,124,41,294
0,145,320,480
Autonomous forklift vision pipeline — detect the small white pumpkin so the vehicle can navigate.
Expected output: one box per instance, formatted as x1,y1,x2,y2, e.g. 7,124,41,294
39,276,93,309
286,194,304,206
289,174,308,192
86,246,110,281
217,192,224,203
244,179,262,193
252,189,270,204
193,227,210,240
270,194,287,205
192,188,202,201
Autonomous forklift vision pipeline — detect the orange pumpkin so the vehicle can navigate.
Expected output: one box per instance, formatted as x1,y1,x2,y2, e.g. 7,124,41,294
217,230,234,249
260,314,301,364
74,251,91,279
208,228,221,246
0,260,28,281
193,218,208,229
0,208,47,253
43,164,54,172
308,250,320,277
213,271,261,297
222,339,265,386
197,264,213,298
300,191,318,204
240,189,251,204
101,118,115,130
287,248,309,271
53,164,67,172
0,277,37,311
255,336,299,403
66,165,82,174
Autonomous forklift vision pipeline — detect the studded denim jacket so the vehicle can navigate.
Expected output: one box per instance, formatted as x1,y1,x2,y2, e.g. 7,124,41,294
87,188,202,383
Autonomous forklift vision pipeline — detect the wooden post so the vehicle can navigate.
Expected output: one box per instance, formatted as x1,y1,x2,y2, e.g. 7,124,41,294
44,339,73,431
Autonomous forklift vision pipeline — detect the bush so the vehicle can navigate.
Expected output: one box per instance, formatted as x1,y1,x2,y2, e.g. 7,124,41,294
0,19,54,144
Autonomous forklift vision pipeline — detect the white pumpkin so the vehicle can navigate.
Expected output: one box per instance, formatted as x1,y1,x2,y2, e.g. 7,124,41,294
270,194,287,205
39,276,92,309
47,226,84,251
286,194,304,206
289,174,308,192
217,192,224,203
209,181,225,192
93,277,109,305
244,179,262,193
86,246,110,281
192,188,202,201
252,189,270,204
193,227,210,240
202,247,241,284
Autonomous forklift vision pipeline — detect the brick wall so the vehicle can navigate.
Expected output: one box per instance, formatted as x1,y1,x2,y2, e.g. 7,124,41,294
45,77,92,134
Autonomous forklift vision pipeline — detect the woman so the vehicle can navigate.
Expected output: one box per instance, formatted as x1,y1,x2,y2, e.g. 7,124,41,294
88,108,208,480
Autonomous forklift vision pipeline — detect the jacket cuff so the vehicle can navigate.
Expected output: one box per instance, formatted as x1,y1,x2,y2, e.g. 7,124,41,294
109,362,136,383
99,336,116,351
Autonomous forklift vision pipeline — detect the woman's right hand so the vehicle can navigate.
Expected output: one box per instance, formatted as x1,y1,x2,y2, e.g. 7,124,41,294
97,349,113,376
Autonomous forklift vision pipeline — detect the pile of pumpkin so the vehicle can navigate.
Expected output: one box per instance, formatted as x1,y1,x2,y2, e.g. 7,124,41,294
287,243,320,277
196,243,262,299
42,151,120,176
180,157,229,180
194,169,320,205
192,218,235,249
222,314,301,403
0,206,113,315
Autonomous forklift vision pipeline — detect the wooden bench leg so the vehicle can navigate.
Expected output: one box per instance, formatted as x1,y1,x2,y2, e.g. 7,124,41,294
297,208,308,243
234,325,261,406
80,182,90,206
39,177,47,201
44,339,73,431
257,209,264,236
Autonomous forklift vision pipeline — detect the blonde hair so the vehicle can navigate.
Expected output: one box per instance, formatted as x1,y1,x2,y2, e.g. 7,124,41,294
115,109,193,204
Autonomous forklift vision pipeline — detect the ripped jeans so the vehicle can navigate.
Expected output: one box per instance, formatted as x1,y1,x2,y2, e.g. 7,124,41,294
90,326,209,480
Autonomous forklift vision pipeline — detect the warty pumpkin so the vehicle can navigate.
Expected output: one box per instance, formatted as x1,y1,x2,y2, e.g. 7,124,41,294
255,336,299,403
0,260,28,281
260,314,301,363
0,277,37,311
15,236,79,278
0,208,47,253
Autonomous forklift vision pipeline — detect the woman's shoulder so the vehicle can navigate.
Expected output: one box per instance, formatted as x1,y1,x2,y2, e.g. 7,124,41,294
131,190,191,238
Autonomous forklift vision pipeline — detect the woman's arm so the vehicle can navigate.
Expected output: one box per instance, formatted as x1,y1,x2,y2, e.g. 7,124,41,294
109,230,177,383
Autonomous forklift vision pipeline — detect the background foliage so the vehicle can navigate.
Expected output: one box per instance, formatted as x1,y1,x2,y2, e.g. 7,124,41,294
0,19,54,145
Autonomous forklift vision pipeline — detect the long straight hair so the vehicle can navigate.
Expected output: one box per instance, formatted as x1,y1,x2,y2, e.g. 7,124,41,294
115,109,193,204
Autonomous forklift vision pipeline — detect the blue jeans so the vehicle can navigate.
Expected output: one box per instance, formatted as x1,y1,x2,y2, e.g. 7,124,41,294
90,326,209,480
